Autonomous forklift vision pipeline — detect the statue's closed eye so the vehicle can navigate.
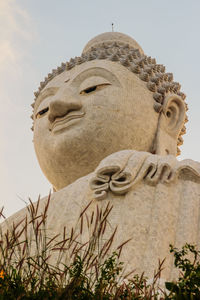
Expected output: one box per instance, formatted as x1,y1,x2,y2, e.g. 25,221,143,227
80,83,111,95
36,107,49,119
84,86,97,93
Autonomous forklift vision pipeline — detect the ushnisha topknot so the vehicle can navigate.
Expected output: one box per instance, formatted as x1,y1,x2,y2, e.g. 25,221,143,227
31,32,188,155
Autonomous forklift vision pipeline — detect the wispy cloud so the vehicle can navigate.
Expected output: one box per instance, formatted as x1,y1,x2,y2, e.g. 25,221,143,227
0,0,36,153
0,0,35,72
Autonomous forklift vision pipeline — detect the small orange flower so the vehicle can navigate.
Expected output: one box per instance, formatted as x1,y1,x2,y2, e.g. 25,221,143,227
0,270,4,279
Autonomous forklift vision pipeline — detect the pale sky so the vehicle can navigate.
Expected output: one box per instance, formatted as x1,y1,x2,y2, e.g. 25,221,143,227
1,0,200,218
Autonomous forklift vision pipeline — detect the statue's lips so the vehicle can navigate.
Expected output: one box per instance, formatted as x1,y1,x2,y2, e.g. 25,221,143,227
50,112,85,131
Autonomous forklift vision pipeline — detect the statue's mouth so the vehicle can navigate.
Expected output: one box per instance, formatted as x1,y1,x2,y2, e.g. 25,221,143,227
50,111,85,132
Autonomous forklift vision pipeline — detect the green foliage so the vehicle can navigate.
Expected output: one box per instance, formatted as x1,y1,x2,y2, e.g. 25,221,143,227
165,244,200,300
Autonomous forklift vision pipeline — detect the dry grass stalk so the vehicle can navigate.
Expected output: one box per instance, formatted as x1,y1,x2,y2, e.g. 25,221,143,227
0,195,166,299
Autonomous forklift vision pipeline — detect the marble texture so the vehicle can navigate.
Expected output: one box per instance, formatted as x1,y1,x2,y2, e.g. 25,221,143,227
1,32,198,282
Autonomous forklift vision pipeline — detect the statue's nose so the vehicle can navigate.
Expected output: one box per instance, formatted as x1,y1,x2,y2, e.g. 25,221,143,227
48,98,82,123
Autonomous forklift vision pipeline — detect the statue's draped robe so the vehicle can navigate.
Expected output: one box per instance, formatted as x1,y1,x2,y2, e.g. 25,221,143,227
2,150,200,281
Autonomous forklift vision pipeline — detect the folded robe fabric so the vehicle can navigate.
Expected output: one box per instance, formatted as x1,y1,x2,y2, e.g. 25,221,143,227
90,150,200,200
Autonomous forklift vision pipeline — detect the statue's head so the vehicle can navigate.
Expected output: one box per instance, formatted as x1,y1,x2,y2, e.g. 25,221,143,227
32,32,187,191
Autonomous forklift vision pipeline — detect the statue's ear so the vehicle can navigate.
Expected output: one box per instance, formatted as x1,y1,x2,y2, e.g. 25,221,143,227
155,95,186,156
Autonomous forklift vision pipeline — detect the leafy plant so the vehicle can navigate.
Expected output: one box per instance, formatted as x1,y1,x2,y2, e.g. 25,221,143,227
165,244,200,300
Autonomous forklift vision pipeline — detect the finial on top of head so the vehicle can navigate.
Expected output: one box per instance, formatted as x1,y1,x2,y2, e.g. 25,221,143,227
82,32,144,56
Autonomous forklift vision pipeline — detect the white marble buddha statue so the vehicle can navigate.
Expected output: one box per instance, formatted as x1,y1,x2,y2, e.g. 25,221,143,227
3,32,200,281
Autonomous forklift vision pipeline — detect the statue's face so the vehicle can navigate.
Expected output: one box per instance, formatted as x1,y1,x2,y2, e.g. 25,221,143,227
33,60,159,190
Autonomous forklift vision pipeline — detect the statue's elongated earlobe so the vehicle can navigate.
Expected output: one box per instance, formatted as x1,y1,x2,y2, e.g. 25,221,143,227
154,95,186,156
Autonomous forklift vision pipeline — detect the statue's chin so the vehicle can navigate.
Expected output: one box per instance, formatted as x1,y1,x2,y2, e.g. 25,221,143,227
37,150,100,191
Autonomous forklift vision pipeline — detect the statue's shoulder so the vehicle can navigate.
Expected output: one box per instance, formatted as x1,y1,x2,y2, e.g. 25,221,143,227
0,172,94,231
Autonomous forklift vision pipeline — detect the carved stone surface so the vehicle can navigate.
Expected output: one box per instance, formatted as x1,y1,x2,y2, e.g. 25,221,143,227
2,32,199,282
